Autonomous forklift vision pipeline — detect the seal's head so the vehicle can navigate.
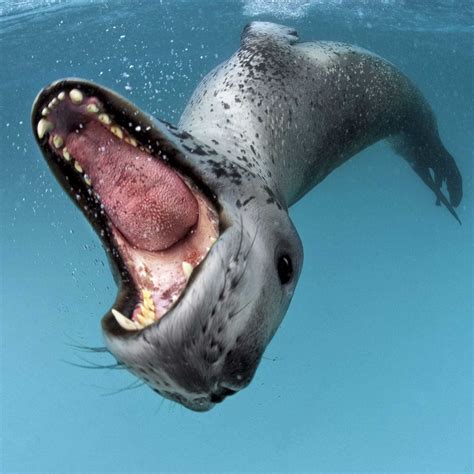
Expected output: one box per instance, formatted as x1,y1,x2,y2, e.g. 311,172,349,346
32,80,303,411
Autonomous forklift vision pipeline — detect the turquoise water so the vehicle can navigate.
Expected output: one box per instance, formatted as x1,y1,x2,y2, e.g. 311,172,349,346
1,1,472,472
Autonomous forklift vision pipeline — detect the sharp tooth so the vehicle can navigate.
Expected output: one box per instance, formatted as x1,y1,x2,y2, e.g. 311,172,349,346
86,103,99,113
142,307,154,319
142,288,152,299
74,162,83,173
135,313,150,327
37,119,54,138
41,107,50,116
111,125,123,139
142,306,155,319
182,261,194,280
99,113,111,125
112,309,139,331
144,299,154,311
69,89,83,104
124,137,137,147
84,175,92,186
57,91,66,101
48,98,58,109
37,119,54,139
63,147,71,161
52,135,64,149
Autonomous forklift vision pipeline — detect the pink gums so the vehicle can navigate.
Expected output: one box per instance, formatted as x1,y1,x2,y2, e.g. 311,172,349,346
66,121,199,251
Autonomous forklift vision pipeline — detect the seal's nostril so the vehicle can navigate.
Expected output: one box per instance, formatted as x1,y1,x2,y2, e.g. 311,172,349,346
210,393,225,403
210,387,238,403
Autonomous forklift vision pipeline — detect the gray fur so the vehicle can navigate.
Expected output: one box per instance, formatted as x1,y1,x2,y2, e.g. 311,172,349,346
37,22,462,411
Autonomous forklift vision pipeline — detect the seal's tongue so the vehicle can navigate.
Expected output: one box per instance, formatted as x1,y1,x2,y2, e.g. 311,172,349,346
66,121,199,251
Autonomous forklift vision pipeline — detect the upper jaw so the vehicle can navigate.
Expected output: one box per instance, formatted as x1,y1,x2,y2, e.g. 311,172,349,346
31,78,224,199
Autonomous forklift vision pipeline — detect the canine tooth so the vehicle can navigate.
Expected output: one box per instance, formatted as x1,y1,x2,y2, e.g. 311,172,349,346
52,135,64,149
37,119,54,139
182,261,194,280
74,162,83,173
111,125,123,139
69,89,83,104
41,107,50,116
86,103,99,113
112,309,139,331
63,147,71,161
57,91,66,101
99,113,111,125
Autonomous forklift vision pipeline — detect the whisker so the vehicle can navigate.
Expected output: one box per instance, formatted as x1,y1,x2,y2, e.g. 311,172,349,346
62,355,124,370
63,334,109,353
229,298,253,319
232,223,259,289
153,395,167,415
101,380,145,396
67,343,110,353
234,213,245,261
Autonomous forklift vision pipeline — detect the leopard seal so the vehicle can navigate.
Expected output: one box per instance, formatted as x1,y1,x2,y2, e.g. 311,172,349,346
31,21,462,411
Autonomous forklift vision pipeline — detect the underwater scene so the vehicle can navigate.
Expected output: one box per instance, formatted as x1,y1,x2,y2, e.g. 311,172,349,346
1,0,472,472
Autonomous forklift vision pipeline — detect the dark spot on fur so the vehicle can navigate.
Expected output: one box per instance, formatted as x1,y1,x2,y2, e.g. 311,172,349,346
242,196,255,206
182,144,209,156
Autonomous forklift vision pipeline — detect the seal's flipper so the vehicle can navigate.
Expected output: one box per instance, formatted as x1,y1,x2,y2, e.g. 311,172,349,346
413,162,462,224
389,131,463,224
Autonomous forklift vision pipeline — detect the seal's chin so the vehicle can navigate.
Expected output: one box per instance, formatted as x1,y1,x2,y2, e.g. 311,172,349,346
33,81,220,334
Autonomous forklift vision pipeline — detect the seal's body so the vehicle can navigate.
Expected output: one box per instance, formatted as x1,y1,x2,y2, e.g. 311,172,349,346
32,22,462,412
181,22,461,213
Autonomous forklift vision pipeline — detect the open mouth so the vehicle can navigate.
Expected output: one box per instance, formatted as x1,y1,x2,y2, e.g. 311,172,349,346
33,82,220,332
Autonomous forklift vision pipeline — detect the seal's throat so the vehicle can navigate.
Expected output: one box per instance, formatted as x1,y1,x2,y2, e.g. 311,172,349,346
35,87,219,331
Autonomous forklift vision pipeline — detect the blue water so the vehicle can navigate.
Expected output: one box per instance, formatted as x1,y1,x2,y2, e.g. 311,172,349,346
0,1,472,472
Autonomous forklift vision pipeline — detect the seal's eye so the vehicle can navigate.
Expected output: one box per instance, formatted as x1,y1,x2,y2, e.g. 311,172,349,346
277,254,293,284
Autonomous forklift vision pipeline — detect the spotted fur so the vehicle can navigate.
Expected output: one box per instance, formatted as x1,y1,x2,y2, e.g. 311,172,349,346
38,22,461,411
